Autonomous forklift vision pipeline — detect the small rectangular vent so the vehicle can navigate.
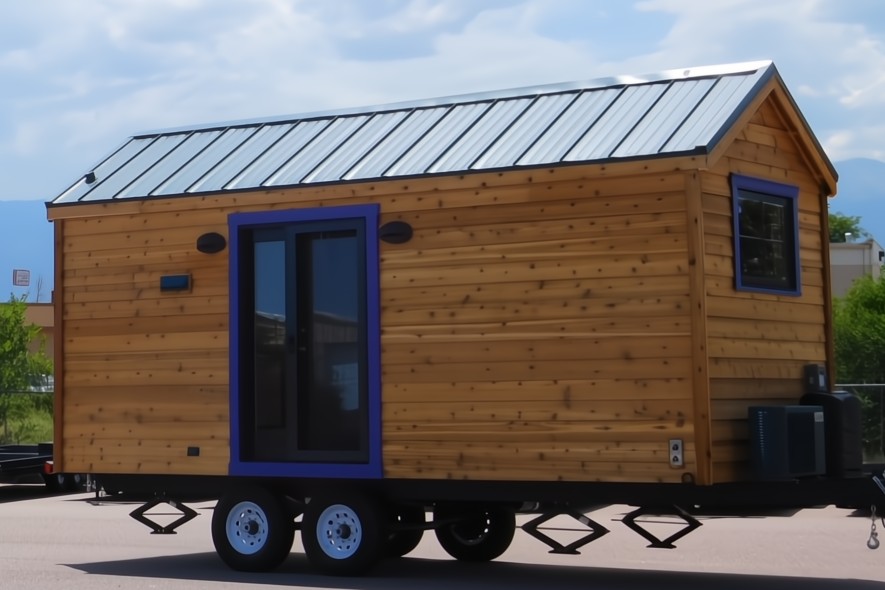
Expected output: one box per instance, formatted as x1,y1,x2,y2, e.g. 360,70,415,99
160,274,191,292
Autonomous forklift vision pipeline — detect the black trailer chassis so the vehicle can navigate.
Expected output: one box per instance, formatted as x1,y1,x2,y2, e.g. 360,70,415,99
90,465,885,577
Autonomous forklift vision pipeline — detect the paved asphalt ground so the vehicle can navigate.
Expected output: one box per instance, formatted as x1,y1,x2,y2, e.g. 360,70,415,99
0,483,883,589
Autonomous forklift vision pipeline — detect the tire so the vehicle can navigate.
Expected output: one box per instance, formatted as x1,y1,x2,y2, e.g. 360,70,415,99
386,504,425,558
433,505,516,562
42,472,65,493
211,486,295,572
43,472,82,493
62,473,84,492
302,491,384,576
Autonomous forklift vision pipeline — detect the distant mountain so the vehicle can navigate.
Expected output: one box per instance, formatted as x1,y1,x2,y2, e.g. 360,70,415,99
0,200,53,302
1,157,883,302
830,158,885,243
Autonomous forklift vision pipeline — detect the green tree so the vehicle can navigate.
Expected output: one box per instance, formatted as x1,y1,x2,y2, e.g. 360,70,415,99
834,276,885,382
829,211,868,243
0,294,53,442
833,276,885,458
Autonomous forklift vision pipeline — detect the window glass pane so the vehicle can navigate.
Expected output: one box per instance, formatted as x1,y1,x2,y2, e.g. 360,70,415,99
736,187,796,292
299,230,363,453
253,240,286,428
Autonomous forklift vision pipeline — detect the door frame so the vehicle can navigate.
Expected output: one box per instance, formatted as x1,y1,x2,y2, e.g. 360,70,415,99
228,203,382,479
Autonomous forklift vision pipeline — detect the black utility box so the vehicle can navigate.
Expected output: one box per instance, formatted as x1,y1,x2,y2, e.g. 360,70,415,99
749,405,826,480
801,391,864,477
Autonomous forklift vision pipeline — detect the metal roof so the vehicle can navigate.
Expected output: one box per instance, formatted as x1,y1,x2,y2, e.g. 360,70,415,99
52,60,795,205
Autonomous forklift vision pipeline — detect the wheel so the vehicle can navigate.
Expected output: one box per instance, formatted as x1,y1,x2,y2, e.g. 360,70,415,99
211,486,295,572
386,504,425,557
302,491,384,576
42,472,65,493
62,473,84,492
433,505,516,562
43,472,82,493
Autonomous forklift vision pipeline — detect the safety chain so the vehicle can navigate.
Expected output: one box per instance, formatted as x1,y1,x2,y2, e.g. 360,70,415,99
869,505,881,550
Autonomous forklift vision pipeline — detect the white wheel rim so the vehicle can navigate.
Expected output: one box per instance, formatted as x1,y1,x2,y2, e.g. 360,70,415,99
316,503,363,559
226,501,269,555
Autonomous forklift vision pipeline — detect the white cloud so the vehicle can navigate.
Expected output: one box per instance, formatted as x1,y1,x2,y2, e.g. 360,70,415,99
824,130,855,155
824,126,885,162
1,0,885,201
628,0,885,163
371,0,467,34
633,0,885,97
10,121,45,156
796,84,821,98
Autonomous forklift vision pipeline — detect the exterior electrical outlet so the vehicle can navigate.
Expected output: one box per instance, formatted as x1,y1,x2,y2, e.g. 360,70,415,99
670,439,684,468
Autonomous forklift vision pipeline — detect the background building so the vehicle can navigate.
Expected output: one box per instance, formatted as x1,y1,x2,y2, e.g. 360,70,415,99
24,302,53,356
830,238,884,298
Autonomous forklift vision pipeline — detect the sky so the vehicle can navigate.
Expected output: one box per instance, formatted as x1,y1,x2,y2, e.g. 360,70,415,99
2,0,885,205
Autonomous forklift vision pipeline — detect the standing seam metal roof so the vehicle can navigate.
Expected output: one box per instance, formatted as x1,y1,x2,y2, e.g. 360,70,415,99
52,61,793,205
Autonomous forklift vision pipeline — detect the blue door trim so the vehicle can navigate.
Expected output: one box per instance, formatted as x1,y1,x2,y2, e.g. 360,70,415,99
228,203,382,479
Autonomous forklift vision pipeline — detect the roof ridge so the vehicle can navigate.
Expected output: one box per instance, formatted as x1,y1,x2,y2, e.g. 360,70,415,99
137,61,775,138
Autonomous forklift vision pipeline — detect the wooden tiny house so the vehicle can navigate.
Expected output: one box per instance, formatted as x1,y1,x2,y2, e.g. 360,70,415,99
47,60,838,493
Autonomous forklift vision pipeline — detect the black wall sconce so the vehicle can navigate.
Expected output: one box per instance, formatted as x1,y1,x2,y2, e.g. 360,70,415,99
196,232,227,254
379,221,413,244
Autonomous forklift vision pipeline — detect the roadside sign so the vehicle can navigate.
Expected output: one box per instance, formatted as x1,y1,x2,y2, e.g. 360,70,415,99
13,269,30,287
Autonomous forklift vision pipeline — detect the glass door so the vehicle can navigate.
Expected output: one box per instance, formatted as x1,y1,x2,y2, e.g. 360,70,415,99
232,207,377,472
293,226,366,459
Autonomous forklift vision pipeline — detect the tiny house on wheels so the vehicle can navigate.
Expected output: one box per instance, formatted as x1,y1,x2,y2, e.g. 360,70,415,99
47,61,885,575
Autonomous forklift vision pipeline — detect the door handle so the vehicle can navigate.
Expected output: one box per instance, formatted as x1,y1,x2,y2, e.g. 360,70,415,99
288,334,307,353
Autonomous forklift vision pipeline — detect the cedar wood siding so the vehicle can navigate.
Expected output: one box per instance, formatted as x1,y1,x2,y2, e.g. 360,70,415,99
58,202,231,476
380,169,694,483
51,81,835,486
703,95,830,483
53,165,698,483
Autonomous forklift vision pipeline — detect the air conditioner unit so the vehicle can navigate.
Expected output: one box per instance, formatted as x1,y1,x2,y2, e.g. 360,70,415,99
801,391,863,478
749,405,826,480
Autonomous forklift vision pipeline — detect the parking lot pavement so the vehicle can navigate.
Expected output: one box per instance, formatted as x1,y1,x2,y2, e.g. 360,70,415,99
0,484,883,589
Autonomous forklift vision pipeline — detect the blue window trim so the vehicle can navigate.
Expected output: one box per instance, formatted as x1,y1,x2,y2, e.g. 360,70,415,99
730,174,801,296
228,203,382,479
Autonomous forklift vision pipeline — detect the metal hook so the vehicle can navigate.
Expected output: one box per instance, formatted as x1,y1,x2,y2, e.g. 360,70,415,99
869,505,880,550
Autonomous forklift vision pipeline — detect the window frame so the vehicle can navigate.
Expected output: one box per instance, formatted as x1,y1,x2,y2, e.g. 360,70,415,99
730,174,801,296
228,204,382,479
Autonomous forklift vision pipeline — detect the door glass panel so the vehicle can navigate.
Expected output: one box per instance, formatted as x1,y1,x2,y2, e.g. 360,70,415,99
243,218,368,464
298,230,363,453
253,239,286,430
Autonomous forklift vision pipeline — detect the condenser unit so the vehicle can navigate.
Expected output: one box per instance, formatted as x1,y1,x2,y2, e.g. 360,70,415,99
749,405,826,480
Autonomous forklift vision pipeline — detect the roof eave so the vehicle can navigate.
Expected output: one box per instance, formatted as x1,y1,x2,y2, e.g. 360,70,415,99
46,150,710,218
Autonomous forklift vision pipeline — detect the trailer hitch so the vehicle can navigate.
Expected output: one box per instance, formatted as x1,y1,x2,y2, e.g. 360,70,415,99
867,472,885,550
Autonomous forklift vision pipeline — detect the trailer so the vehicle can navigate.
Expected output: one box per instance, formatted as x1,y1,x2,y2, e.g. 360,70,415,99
0,443,53,485
45,60,885,575
0,442,81,491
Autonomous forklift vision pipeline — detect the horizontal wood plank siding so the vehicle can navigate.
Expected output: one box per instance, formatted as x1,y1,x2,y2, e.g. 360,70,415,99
58,167,695,482
378,171,694,483
59,201,232,474
703,98,829,483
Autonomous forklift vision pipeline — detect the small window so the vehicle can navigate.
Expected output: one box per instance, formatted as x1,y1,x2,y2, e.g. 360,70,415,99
731,174,800,295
